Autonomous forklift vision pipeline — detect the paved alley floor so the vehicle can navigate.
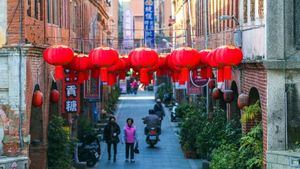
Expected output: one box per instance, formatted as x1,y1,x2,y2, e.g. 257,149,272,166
95,91,202,169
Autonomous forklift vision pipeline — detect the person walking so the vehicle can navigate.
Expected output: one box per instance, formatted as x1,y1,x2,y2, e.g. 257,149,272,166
131,80,139,95
103,116,121,162
122,118,138,163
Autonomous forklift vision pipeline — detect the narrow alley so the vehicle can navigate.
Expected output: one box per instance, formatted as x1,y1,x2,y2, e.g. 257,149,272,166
95,91,202,169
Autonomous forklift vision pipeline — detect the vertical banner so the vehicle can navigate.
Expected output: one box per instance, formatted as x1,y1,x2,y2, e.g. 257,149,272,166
62,69,81,114
144,0,155,48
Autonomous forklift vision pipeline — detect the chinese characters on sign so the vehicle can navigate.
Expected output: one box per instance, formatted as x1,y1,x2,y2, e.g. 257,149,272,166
62,69,80,114
144,0,155,48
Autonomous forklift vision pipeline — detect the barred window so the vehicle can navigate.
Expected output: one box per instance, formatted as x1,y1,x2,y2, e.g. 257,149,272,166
243,0,247,23
258,0,264,19
250,0,255,21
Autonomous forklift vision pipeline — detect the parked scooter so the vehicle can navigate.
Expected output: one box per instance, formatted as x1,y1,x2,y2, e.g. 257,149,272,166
145,127,160,147
77,134,101,167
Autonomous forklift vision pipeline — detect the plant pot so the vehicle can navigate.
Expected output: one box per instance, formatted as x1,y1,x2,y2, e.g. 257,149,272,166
184,150,198,159
3,142,20,157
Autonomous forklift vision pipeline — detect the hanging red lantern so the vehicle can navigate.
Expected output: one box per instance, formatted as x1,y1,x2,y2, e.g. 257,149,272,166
50,89,60,103
207,79,215,89
89,47,119,82
171,47,201,84
32,84,43,107
223,90,234,103
237,93,249,109
43,45,74,80
107,73,117,86
129,47,158,84
215,45,243,80
67,54,91,84
198,49,212,79
212,88,221,100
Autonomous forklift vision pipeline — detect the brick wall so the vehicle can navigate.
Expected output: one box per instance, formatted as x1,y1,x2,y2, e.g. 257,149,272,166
240,62,268,166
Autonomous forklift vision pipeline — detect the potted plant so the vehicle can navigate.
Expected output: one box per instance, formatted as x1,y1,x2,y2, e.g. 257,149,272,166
241,101,261,132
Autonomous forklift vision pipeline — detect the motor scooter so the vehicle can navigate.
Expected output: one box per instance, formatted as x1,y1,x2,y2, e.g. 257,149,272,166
77,134,101,167
145,127,159,147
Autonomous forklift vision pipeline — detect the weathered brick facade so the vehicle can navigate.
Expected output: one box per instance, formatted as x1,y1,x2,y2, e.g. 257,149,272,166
0,0,115,168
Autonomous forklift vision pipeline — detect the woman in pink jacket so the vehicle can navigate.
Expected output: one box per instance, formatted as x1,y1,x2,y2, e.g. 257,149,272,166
122,118,138,163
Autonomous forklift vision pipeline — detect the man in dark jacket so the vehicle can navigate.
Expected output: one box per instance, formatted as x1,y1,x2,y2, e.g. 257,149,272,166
103,116,121,162
153,99,165,121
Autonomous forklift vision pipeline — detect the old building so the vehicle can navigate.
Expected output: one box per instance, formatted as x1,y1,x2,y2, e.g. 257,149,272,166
171,0,300,168
0,0,113,168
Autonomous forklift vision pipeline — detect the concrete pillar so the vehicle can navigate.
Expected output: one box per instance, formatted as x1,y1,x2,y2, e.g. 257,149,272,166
267,70,286,150
266,0,285,60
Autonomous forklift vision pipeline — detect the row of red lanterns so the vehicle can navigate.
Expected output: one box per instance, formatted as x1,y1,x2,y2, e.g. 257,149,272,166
42,44,243,86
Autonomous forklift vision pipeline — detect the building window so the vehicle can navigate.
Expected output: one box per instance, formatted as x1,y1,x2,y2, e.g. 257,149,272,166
39,0,43,21
250,0,255,21
258,0,264,19
295,0,300,49
34,0,38,19
47,0,51,23
243,0,247,23
286,83,300,149
27,0,31,17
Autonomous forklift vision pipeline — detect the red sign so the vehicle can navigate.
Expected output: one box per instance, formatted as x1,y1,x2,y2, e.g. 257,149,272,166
84,74,100,100
190,70,209,87
62,69,81,114
187,78,201,95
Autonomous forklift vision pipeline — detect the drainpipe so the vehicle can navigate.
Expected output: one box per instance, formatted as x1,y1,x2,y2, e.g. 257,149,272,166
19,0,24,149
203,0,209,115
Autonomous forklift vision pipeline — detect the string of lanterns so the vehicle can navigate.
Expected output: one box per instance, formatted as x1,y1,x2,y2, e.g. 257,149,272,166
36,44,245,108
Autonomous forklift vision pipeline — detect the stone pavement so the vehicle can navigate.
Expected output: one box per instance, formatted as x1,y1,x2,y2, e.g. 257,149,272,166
93,91,202,169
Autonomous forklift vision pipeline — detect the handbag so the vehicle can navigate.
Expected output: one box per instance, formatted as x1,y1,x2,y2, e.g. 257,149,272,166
134,142,140,154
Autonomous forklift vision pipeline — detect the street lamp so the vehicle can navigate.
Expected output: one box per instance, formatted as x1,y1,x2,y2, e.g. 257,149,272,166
219,15,242,48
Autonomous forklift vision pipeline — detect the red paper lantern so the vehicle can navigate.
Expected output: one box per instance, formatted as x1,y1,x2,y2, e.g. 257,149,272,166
129,47,158,84
89,47,119,82
215,45,243,80
212,88,221,100
171,47,201,84
32,85,43,107
67,54,91,84
237,93,249,109
50,89,60,103
199,49,213,78
43,45,74,80
223,90,234,103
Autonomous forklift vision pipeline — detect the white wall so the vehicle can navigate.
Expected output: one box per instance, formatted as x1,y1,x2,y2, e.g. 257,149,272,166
242,27,266,59
0,0,7,46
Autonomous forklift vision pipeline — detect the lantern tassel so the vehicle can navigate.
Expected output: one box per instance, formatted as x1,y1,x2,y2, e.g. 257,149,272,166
179,68,189,84
217,68,224,82
140,68,149,84
224,66,232,80
108,73,116,86
119,71,126,80
100,68,108,82
206,67,213,78
91,69,99,79
55,66,64,80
